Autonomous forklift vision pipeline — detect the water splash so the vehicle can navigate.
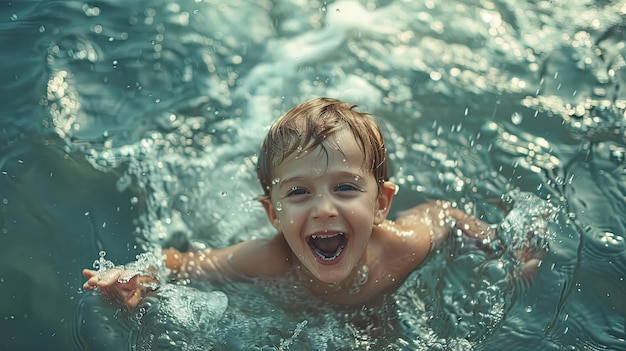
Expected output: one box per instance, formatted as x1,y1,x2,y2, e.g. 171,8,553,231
348,265,369,295
279,319,309,350
498,189,558,261
29,0,624,349
156,285,228,332
91,251,168,286
129,285,229,351
92,251,115,274
511,112,523,125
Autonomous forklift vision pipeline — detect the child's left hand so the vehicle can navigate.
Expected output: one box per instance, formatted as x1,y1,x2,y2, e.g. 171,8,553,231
454,215,497,242
82,268,159,310
455,212,547,282
447,209,502,255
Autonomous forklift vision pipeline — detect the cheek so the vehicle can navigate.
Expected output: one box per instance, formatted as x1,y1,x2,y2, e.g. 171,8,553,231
276,208,298,228
363,198,380,217
280,217,296,229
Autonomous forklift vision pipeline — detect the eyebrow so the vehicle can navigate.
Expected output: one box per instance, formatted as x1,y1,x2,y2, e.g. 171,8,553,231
278,170,368,187
278,176,305,187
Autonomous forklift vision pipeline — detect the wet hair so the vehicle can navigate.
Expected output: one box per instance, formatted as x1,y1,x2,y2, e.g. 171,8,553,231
257,97,388,197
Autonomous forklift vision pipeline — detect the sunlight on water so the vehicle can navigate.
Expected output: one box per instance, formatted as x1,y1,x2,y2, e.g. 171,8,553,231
2,0,626,350
78,189,566,349
62,0,624,348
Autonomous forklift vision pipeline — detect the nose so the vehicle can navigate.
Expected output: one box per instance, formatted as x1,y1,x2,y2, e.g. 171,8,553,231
311,194,338,220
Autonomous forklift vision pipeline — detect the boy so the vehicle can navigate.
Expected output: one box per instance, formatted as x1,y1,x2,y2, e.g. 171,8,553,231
83,97,498,310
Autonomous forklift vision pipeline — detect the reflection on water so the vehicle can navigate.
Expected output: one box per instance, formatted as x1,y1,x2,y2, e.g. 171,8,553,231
1,0,625,350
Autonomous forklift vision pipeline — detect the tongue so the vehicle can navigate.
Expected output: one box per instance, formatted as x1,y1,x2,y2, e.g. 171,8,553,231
311,235,343,257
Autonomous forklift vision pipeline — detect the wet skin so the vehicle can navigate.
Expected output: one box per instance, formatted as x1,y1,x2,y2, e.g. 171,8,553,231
83,131,505,308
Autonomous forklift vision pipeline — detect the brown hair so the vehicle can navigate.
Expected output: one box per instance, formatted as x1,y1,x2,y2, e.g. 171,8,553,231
257,97,388,197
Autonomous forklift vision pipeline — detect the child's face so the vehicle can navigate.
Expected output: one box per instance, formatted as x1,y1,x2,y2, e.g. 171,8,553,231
262,129,392,284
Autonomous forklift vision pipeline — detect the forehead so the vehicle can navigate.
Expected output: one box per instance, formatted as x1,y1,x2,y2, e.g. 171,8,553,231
273,129,366,178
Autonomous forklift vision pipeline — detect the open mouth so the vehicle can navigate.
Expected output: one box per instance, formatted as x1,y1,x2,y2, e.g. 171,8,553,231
306,232,347,262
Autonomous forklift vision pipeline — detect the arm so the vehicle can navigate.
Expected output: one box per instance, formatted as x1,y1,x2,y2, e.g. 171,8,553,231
164,234,292,284
396,200,497,251
396,200,545,283
83,234,291,310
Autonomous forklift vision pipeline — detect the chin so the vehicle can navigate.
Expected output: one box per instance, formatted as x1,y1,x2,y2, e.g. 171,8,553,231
310,258,355,284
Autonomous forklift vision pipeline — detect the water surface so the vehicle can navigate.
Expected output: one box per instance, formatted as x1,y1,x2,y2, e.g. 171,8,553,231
1,0,625,350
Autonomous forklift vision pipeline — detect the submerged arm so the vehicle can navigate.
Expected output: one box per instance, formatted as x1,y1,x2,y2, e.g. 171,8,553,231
395,200,545,284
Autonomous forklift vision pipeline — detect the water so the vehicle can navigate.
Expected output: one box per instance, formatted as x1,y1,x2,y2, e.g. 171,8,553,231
1,0,625,349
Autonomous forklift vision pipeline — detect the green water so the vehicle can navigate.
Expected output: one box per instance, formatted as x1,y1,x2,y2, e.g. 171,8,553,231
1,0,625,350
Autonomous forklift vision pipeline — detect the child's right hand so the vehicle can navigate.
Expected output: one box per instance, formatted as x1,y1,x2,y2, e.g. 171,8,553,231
82,268,159,310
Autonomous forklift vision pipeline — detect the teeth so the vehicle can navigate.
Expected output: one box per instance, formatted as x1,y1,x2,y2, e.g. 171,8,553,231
308,233,346,261
311,232,344,239
314,245,344,261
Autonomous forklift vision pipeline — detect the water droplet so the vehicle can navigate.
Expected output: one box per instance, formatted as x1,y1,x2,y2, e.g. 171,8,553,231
511,112,523,125
609,148,625,164
275,201,282,211
220,191,227,197
525,305,533,313
272,178,280,185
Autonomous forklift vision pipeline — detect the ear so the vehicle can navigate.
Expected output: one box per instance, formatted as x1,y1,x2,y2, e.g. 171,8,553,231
260,197,282,231
374,181,396,225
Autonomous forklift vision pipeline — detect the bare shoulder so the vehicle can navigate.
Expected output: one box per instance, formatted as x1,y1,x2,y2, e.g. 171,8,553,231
372,200,464,265
373,216,432,269
395,200,453,222
393,200,494,247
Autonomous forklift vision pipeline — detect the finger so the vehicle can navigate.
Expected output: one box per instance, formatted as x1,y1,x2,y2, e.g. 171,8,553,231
98,270,124,286
137,275,159,287
82,269,97,278
83,268,121,287
455,217,492,239
116,273,140,292
87,274,101,287
82,281,95,290
114,275,143,309
123,287,142,310
518,257,542,282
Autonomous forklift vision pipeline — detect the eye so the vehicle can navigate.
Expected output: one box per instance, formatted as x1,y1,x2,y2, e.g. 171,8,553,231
335,183,361,192
286,187,309,197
